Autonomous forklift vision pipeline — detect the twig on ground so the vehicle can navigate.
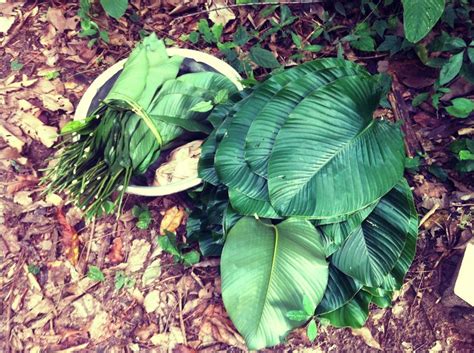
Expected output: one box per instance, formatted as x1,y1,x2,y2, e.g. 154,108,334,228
178,289,188,345
419,204,440,228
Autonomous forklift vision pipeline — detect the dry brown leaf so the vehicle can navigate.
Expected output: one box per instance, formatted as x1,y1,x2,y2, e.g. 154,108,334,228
160,206,185,235
57,206,80,265
47,7,67,33
144,290,161,313
197,304,246,349
40,93,74,112
135,323,159,341
150,327,185,349
13,190,33,206
0,123,25,151
207,0,235,27
0,75,38,94
0,147,21,161
89,311,110,341
351,327,382,350
0,15,15,34
16,113,58,148
107,237,124,264
126,239,151,272
7,175,38,194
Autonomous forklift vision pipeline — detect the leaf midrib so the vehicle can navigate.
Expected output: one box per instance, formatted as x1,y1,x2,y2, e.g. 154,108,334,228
254,223,280,337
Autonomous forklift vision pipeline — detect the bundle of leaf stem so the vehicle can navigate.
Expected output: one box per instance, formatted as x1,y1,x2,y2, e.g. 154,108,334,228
43,34,237,218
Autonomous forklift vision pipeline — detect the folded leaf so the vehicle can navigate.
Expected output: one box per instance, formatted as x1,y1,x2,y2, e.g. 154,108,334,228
331,180,416,287
316,265,362,315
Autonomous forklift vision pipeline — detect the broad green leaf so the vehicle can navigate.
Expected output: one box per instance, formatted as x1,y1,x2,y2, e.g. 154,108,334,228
233,26,251,46
318,290,372,328
268,75,405,218
306,319,318,341
87,265,105,282
214,89,229,104
402,0,445,43
412,92,429,107
158,232,181,257
468,47,474,63
381,182,418,291
305,44,323,53
350,35,376,52
221,217,328,349
100,0,128,19
316,265,362,315
439,51,464,86
445,98,474,118
132,205,152,229
245,62,368,178
249,46,280,68
198,19,214,43
216,59,367,204
182,250,200,266
331,180,416,287
215,63,318,200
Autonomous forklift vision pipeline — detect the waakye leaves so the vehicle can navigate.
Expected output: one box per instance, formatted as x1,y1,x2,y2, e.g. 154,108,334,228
43,34,238,218
191,57,418,350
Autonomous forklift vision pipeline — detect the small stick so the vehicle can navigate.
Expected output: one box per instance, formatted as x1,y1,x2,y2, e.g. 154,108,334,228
178,289,188,345
419,204,439,228
85,218,96,264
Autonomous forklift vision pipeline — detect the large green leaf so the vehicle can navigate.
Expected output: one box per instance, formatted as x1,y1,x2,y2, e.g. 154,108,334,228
382,180,419,291
221,217,328,349
268,75,405,218
215,65,312,200
244,64,368,177
331,180,416,287
318,290,372,328
402,0,445,43
316,265,362,315
215,59,364,201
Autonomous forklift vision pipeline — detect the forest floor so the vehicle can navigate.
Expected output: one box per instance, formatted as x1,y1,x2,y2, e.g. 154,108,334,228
0,1,473,352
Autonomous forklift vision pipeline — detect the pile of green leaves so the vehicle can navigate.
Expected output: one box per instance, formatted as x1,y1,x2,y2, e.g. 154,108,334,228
43,34,238,219
189,58,418,349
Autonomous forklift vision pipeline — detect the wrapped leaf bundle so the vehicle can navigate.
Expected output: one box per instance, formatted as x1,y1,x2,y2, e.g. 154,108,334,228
43,34,238,218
